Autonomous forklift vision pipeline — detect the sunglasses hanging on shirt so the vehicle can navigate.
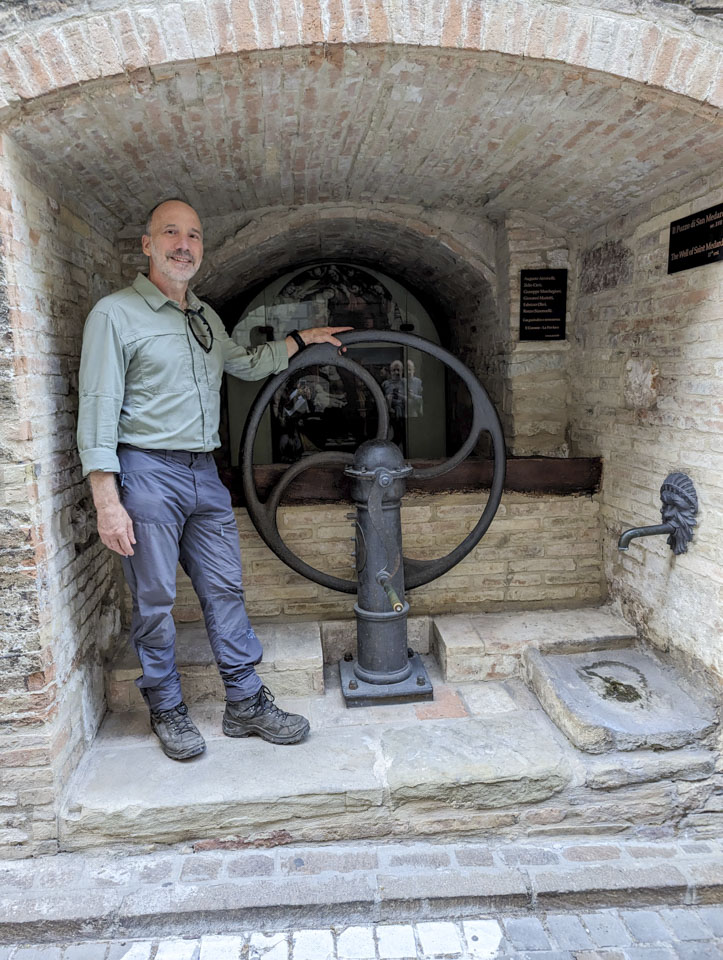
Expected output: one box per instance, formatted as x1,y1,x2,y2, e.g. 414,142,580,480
185,306,214,354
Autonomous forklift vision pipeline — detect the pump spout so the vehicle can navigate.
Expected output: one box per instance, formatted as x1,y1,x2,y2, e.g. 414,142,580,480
618,523,674,551
618,473,698,556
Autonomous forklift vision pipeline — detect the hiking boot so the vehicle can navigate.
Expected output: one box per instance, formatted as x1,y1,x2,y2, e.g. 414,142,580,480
223,686,310,744
150,701,206,760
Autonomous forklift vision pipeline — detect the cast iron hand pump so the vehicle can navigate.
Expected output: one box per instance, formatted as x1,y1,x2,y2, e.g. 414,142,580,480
241,331,506,705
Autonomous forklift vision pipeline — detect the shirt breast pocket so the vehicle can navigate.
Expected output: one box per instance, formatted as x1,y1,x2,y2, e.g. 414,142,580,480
206,343,225,392
137,333,195,394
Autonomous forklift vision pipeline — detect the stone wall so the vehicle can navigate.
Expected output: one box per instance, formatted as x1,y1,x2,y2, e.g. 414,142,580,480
569,177,723,678
0,135,122,858
497,213,574,457
173,491,604,623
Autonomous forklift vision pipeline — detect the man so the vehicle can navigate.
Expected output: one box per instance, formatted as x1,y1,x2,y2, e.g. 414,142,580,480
77,199,349,760
406,359,423,418
381,359,406,448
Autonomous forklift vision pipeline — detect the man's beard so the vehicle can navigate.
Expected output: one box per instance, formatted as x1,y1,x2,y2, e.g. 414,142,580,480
150,241,200,282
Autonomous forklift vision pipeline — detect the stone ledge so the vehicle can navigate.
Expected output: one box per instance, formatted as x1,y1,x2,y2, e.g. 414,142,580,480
0,837,719,943
58,712,571,852
433,605,636,682
106,621,324,710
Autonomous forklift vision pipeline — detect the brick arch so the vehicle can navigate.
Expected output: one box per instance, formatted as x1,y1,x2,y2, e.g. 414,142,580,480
0,0,720,116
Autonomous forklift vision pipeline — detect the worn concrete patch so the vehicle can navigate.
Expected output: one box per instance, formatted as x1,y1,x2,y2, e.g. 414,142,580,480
382,715,572,809
525,647,718,753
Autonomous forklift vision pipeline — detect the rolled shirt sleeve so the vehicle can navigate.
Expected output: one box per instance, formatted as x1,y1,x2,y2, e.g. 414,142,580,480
77,308,128,476
216,325,289,381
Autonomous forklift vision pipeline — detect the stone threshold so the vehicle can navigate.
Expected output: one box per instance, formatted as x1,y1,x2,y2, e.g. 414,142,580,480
0,835,719,944
72,605,717,856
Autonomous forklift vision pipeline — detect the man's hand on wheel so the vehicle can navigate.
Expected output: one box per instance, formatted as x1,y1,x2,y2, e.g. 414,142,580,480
97,502,136,557
286,326,353,356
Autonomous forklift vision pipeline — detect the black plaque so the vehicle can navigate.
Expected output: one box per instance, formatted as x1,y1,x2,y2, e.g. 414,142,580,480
668,203,723,274
519,269,567,341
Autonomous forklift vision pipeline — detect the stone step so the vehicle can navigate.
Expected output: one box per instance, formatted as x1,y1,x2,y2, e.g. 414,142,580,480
61,660,576,852
60,651,718,854
106,621,324,711
432,605,637,682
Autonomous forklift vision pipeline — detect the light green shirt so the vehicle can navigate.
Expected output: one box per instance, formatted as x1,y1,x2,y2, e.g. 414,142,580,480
77,273,288,476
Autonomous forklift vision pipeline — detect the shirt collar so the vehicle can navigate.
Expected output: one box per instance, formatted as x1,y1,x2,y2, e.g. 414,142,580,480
132,273,204,313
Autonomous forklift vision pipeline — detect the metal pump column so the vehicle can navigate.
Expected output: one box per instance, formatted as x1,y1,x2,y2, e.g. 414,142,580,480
340,439,432,706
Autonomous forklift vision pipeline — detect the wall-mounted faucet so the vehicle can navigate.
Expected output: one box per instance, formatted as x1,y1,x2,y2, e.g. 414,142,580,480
618,473,698,556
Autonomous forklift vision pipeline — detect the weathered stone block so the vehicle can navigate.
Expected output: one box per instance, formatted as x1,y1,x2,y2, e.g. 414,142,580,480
382,714,572,809
584,748,715,789
525,647,718,754
59,727,386,850
434,606,636,681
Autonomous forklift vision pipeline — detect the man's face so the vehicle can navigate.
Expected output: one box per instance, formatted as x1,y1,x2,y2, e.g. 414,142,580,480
390,362,403,380
142,201,203,287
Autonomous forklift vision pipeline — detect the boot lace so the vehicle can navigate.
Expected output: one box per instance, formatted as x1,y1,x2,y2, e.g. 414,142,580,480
255,686,290,721
154,702,196,735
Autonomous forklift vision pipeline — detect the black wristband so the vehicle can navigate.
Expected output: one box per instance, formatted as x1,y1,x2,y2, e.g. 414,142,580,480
289,329,307,353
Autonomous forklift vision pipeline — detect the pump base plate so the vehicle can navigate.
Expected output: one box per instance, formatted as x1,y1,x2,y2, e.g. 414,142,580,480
339,652,434,707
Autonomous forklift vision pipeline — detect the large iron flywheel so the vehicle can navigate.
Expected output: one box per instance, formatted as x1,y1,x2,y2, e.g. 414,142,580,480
240,331,506,593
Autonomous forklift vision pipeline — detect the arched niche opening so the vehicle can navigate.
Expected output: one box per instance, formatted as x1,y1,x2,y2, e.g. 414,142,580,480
222,260,446,467
199,212,500,464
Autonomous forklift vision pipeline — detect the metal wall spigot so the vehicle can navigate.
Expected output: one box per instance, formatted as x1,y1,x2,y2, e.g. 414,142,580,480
618,523,674,550
618,473,698,555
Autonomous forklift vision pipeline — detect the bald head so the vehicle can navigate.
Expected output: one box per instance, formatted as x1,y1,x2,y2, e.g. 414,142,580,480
145,199,202,237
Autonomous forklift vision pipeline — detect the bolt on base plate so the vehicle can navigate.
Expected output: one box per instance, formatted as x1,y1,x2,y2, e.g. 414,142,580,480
339,652,433,707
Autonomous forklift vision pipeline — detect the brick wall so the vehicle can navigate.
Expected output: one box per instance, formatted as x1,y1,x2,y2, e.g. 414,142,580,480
0,0,721,118
0,134,122,858
569,176,723,678
173,491,604,623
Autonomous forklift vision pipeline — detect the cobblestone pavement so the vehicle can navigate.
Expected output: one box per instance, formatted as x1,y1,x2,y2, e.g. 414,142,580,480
2,905,723,959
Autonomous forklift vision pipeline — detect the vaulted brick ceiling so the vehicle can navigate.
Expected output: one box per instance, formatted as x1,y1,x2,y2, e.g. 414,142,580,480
7,45,722,236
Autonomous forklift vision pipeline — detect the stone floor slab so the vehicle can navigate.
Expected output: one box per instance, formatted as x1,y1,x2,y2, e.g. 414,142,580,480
60,726,385,849
383,713,572,809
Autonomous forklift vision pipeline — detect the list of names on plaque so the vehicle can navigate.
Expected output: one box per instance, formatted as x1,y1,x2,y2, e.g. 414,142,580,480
668,203,723,274
519,269,567,341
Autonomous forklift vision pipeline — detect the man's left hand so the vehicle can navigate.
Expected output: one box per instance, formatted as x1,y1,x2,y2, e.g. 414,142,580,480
286,326,353,357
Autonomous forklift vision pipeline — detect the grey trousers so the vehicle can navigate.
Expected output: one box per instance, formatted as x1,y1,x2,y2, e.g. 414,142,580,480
117,446,263,712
